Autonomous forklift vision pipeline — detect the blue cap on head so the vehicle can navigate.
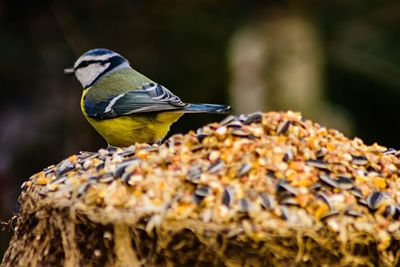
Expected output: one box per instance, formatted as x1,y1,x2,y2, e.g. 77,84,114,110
84,48,116,57
73,48,127,70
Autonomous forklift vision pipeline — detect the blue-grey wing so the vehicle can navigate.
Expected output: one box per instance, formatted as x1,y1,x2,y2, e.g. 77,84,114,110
84,83,187,120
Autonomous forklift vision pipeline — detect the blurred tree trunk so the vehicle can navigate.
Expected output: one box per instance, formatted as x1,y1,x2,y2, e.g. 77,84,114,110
229,10,352,134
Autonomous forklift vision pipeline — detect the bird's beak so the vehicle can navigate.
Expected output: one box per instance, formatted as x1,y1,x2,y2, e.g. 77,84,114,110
63,67,75,75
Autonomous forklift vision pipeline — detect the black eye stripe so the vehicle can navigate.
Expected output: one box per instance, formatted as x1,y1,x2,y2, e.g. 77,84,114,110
75,60,106,70
75,55,126,70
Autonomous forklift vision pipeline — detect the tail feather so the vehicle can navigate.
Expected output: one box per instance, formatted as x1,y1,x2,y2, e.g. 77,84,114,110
183,103,231,114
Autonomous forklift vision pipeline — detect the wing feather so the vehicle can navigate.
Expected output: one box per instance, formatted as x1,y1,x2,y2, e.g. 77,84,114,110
84,83,186,120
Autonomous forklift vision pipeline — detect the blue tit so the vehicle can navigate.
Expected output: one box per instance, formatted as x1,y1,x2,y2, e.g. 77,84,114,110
64,48,231,147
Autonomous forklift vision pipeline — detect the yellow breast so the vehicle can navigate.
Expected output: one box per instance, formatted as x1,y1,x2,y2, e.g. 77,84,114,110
81,88,183,147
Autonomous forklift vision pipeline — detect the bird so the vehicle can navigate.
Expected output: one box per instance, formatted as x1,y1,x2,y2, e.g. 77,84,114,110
64,48,231,147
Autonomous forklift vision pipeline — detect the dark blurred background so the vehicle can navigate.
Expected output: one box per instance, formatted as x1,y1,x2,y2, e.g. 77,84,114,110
1,0,400,258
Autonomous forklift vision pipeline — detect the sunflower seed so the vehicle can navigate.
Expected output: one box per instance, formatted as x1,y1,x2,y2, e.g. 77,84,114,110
317,192,332,209
335,176,354,190
190,144,204,152
78,151,99,162
238,114,248,122
283,150,294,162
56,159,74,177
98,148,113,157
222,188,234,207
231,130,251,138
142,146,159,152
276,180,298,196
208,160,224,174
243,112,262,125
281,197,298,206
321,210,340,220
120,172,129,184
345,209,362,217
350,186,364,198
220,115,235,125
193,186,210,204
316,149,327,159
237,164,252,177
96,162,105,171
351,155,368,166
367,191,386,210
280,206,289,220
358,198,368,206
88,175,97,181
78,150,93,156
113,159,138,178
260,192,275,210
239,198,250,213
226,120,243,129
276,120,291,135
195,186,210,198
122,173,142,186
383,148,397,155
384,205,400,220
310,182,323,191
44,165,56,176
187,165,203,183
306,160,329,170
319,173,337,188
77,183,92,198
49,177,67,185
98,173,114,183
118,148,136,157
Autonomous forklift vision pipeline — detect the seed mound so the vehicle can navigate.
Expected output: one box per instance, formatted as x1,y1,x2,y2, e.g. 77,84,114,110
4,111,400,267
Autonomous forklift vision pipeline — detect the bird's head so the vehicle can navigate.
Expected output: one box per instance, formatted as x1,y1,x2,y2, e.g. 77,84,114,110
64,48,130,88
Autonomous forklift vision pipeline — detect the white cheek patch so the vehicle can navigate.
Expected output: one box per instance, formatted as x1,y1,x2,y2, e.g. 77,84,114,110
75,62,110,88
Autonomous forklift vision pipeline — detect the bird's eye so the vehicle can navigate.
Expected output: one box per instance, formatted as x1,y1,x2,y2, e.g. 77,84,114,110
79,61,90,68
76,61,91,69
